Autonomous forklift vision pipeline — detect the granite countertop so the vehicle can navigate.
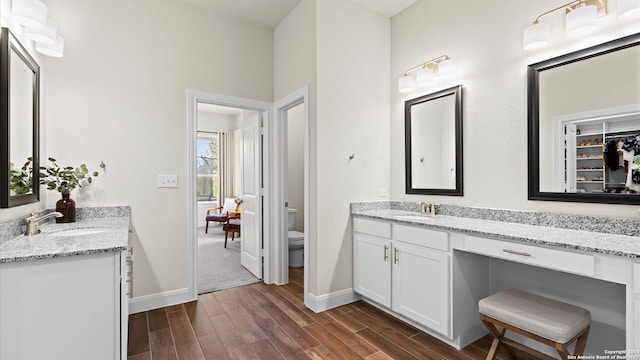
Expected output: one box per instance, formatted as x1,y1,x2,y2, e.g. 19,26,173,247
352,209,640,259
0,216,129,263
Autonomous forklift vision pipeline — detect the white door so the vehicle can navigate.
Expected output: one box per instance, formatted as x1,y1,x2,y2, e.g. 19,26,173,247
240,112,263,278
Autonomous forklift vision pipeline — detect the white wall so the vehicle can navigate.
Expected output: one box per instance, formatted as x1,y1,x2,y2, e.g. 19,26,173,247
274,0,318,293
287,104,304,232
42,0,273,298
315,0,390,295
197,111,240,134
275,0,390,297
391,0,640,219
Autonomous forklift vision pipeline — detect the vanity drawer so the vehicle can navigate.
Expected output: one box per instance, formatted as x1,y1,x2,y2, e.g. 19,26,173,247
465,235,595,277
353,217,391,239
393,224,449,252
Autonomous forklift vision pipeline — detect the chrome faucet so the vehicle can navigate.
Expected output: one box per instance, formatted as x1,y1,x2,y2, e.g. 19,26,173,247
419,202,436,217
24,212,63,236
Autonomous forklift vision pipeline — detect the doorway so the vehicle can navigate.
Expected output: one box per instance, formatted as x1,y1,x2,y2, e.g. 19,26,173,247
186,87,310,304
196,103,260,294
187,90,270,300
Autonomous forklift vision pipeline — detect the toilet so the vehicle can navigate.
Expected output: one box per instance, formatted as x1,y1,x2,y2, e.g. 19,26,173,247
287,208,304,268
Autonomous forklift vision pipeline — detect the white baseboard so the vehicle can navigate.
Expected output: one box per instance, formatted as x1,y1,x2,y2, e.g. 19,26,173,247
128,288,195,314
305,288,360,313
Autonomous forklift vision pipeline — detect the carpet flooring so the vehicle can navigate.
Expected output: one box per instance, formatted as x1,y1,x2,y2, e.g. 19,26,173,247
197,225,260,294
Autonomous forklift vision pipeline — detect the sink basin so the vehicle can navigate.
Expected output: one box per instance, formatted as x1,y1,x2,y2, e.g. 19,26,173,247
50,228,110,237
393,215,434,221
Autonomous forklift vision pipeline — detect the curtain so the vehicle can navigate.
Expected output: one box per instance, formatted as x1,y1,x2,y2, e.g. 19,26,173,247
218,132,235,202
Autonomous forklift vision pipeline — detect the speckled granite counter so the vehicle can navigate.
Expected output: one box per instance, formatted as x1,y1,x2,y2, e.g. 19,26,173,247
352,205,640,259
0,206,130,263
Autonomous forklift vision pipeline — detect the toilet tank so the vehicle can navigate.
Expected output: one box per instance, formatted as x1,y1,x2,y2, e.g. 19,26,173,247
287,208,297,231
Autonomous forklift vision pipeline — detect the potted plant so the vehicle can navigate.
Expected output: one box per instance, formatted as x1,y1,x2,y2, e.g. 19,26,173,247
39,157,99,223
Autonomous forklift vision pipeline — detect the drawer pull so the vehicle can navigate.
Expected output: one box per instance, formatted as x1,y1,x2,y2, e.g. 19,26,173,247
384,245,389,261
503,249,531,257
394,248,399,264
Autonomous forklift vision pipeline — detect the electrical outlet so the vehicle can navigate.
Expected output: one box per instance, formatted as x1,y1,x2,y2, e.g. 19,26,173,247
157,174,178,188
378,188,388,197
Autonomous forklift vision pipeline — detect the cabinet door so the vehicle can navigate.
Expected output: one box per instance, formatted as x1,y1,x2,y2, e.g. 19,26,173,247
354,232,392,307
0,253,118,360
392,241,450,337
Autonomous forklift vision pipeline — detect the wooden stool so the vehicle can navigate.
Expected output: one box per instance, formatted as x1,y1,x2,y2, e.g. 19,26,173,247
478,288,590,360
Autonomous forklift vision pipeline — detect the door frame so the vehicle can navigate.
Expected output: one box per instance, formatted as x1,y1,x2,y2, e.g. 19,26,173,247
271,85,310,306
186,90,271,300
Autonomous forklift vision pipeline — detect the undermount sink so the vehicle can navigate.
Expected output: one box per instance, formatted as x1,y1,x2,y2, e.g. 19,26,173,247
50,228,110,237
393,215,435,221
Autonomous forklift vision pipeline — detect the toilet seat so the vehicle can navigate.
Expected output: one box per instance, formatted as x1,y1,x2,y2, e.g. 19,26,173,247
288,231,304,246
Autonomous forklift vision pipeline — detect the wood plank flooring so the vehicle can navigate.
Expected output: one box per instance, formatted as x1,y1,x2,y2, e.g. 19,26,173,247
127,268,554,360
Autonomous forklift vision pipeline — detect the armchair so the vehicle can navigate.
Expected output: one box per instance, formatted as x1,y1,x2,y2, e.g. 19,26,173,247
204,197,237,233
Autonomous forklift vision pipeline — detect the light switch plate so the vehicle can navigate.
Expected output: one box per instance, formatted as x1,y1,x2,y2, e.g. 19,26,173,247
157,174,178,188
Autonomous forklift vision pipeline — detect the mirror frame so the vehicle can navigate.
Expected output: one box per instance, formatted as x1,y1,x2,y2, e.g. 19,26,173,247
405,84,463,196
0,27,40,208
527,33,640,205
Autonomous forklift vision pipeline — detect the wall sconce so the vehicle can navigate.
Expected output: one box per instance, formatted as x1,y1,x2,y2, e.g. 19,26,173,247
524,0,640,50
35,35,64,57
11,0,64,57
398,55,457,93
11,0,47,29
618,0,640,19
25,18,57,44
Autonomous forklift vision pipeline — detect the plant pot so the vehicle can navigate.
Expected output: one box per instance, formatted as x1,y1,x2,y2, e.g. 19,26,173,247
56,193,76,223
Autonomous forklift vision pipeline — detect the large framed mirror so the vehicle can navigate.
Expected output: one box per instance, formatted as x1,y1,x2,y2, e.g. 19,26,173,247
405,85,463,196
1,27,40,208
528,33,640,205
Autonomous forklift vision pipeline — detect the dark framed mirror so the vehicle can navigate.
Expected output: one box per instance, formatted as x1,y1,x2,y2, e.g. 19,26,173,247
405,85,463,196
528,33,640,205
1,27,40,208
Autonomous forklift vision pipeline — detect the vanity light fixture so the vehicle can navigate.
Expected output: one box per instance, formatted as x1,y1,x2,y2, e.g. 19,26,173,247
25,18,57,44
618,0,640,19
523,0,607,50
35,35,63,57
11,0,47,29
11,0,65,57
398,55,457,93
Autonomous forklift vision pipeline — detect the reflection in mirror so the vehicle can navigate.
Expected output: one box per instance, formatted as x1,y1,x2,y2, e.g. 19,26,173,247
405,85,463,196
528,33,640,205
1,27,40,208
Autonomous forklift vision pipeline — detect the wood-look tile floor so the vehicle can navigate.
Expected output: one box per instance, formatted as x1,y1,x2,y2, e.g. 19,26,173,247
127,268,553,360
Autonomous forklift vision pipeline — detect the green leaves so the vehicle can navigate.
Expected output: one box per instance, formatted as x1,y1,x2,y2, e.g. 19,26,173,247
9,158,33,195
38,158,100,195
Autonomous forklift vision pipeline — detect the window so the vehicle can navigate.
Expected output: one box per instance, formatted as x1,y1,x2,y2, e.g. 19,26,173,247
197,132,218,202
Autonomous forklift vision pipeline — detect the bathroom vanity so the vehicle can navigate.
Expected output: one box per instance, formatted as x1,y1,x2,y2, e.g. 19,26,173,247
0,207,131,360
352,203,639,356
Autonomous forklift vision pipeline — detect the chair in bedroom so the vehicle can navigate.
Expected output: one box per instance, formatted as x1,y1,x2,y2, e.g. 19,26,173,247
223,211,241,248
205,197,237,233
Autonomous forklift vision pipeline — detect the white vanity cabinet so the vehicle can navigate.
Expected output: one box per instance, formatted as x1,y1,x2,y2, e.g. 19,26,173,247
353,218,392,307
0,251,127,360
392,224,450,337
353,217,451,337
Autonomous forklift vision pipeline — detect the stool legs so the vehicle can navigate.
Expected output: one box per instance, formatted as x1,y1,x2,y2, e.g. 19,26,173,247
480,314,516,360
480,313,590,360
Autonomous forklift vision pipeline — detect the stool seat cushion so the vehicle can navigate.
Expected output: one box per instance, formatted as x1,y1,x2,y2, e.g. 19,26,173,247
479,288,591,344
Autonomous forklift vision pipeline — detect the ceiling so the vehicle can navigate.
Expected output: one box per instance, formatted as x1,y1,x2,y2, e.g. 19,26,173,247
179,0,417,29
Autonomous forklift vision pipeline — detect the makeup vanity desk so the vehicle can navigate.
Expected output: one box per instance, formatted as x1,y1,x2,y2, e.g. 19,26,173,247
351,205,640,356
